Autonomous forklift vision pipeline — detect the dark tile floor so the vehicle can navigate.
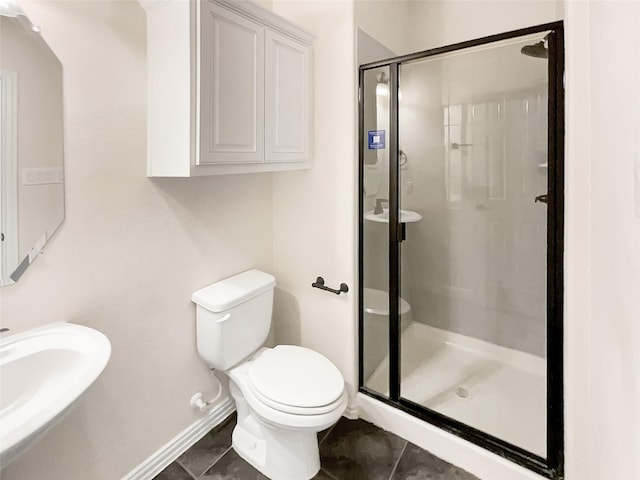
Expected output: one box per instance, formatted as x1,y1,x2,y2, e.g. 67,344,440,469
153,413,479,480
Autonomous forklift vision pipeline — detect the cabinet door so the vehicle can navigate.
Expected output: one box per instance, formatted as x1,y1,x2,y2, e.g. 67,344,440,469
265,30,311,163
200,3,264,164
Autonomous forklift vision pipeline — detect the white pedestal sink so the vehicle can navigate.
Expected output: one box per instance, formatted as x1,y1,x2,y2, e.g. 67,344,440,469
0,323,111,466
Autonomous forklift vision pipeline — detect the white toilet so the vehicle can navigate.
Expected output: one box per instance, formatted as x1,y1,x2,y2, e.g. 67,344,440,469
192,269,347,480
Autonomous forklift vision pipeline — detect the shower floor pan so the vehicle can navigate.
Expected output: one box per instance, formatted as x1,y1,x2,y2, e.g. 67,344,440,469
366,322,546,457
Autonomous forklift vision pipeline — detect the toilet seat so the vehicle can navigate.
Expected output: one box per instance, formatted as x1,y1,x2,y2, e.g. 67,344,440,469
247,380,346,416
247,345,344,414
229,347,347,430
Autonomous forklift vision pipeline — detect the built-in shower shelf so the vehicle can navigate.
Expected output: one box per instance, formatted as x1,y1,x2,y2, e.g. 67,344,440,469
364,288,411,316
364,208,422,223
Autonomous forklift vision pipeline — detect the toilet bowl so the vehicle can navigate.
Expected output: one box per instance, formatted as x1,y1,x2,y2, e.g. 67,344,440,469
192,270,347,480
228,347,347,479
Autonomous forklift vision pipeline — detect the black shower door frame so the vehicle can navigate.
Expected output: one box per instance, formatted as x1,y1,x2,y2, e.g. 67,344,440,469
357,21,565,479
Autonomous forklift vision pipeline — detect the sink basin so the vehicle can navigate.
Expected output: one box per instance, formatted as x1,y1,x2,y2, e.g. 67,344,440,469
364,208,422,223
0,323,111,465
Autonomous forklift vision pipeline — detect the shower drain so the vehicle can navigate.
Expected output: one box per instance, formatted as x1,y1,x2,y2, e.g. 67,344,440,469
455,387,471,399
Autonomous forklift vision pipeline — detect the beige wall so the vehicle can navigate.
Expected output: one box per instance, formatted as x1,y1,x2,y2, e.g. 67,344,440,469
355,0,411,55
356,0,563,58
404,1,563,54
569,1,640,479
270,0,358,402
0,1,273,479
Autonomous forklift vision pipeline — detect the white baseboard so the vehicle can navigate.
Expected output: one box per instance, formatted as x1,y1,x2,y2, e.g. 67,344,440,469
343,394,359,420
122,397,235,480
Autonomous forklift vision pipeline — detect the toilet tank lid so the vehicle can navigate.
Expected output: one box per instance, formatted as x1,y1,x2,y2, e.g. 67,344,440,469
192,269,276,312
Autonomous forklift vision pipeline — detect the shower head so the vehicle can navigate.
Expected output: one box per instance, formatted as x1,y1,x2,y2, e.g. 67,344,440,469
520,35,549,59
376,72,390,96
376,72,388,84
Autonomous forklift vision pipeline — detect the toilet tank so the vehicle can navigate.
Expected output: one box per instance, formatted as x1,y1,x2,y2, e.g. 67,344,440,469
192,269,276,370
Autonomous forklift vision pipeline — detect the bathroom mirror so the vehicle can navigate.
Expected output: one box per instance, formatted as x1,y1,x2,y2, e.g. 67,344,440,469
0,6,65,286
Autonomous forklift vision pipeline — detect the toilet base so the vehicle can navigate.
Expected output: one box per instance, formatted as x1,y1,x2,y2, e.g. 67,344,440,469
233,422,320,480
230,381,321,480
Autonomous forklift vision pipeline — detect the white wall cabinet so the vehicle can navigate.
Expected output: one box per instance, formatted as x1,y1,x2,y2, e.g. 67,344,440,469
265,30,311,163
141,0,313,176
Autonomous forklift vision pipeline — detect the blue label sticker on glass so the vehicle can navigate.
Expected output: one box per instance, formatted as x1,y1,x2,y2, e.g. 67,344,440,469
368,130,385,150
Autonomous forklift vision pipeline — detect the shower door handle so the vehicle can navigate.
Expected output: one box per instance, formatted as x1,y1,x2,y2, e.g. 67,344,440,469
534,194,548,204
398,223,406,242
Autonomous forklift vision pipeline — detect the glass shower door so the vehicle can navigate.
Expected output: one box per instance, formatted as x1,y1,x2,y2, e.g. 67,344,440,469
361,65,393,396
397,33,551,456
359,24,564,475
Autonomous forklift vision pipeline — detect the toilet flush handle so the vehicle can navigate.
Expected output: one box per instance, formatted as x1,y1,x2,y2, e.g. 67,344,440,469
216,313,231,324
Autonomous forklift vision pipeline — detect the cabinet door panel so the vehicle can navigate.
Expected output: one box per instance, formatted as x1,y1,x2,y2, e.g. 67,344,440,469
200,3,264,164
265,31,311,163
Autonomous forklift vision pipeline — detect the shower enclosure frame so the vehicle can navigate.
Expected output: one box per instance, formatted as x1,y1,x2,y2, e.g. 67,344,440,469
357,21,565,479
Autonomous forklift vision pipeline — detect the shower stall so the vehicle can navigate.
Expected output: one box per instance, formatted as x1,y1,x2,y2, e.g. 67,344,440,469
358,23,564,478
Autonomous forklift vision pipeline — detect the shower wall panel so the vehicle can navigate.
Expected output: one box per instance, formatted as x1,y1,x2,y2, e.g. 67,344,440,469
398,42,548,356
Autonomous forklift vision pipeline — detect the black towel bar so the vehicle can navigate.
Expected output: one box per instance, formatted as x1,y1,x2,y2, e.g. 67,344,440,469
311,277,349,295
